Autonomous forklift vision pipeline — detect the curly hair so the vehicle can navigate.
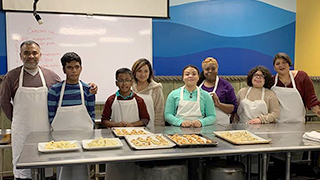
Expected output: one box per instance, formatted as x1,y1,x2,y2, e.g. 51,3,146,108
246,66,274,89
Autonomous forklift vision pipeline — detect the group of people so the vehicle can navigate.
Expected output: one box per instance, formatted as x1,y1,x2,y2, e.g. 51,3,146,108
1,40,320,179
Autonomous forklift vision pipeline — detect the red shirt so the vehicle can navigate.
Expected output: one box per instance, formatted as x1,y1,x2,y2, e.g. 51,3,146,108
274,70,320,110
101,92,150,125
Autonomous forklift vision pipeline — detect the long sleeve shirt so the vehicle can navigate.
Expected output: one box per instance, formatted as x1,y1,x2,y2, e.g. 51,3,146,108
274,70,320,110
200,77,238,113
164,87,216,126
0,66,61,120
236,87,280,123
47,80,95,123
101,92,150,126
132,80,165,126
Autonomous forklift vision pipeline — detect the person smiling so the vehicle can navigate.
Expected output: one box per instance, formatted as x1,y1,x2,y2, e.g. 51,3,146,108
235,66,280,124
198,57,237,124
131,58,165,127
164,65,216,127
271,52,320,122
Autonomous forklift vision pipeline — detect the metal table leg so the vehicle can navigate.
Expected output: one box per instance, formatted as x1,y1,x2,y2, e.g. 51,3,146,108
247,154,251,180
32,168,39,180
286,152,291,180
262,154,267,180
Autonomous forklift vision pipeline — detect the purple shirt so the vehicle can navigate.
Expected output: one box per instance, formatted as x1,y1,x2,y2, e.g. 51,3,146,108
200,77,238,113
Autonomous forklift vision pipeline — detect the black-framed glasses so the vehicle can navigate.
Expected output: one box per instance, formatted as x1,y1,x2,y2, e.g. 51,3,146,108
253,73,265,78
116,79,133,83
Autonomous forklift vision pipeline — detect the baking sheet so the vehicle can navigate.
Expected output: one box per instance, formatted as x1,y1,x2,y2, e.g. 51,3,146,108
214,130,271,145
124,134,175,150
112,127,153,138
82,138,123,150
38,140,81,153
166,134,218,147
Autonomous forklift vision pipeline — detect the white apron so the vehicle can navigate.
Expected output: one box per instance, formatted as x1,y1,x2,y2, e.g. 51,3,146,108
106,95,140,180
237,87,268,123
12,67,51,179
111,95,140,123
136,90,155,128
176,86,203,121
200,76,229,124
271,72,306,123
51,81,94,131
51,81,93,180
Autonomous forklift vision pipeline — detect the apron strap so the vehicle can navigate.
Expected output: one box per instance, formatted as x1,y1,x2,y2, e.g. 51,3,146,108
245,87,265,100
199,76,219,93
19,66,46,88
273,71,297,89
58,81,85,107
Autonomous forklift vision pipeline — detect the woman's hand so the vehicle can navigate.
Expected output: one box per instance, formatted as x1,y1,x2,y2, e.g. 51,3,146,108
181,120,192,128
191,120,202,128
88,83,98,94
210,93,220,108
247,118,262,124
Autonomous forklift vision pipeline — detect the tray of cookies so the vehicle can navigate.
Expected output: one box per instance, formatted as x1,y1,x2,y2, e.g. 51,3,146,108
165,134,217,147
112,127,153,138
213,130,271,145
124,134,175,150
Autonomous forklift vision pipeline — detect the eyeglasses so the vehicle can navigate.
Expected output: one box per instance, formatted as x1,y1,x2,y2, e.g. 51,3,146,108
253,74,265,78
116,79,133,83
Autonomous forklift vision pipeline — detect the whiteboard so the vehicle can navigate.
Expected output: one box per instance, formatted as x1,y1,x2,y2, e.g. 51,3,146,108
6,12,152,103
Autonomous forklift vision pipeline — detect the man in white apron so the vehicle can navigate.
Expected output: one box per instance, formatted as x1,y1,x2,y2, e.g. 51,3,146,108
47,52,95,180
0,40,62,180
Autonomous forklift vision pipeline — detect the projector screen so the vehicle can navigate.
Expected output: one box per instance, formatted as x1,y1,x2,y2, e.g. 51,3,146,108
2,0,169,18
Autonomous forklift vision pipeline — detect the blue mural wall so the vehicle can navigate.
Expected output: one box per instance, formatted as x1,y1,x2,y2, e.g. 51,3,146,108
153,0,296,75
0,11,7,75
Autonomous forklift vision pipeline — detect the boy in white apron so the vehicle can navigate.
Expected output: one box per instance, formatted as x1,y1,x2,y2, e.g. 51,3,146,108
47,52,95,180
101,68,150,180
101,68,150,128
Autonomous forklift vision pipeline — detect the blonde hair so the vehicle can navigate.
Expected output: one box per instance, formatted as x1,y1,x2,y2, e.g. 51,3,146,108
202,57,218,69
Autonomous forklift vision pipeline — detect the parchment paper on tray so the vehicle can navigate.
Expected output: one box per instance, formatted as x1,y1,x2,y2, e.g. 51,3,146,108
38,140,81,153
112,127,153,138
214,130,271,145
125,134,175,150
166,134,217,147
82,137,123,150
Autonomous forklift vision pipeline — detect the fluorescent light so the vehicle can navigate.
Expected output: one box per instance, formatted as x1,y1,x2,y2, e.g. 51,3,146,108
59,43,97,47
99,37,134,43
59,27,106,35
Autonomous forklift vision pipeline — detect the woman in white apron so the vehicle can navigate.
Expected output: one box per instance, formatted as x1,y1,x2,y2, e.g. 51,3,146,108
271,52,320,163
131,58,165,127
271,52,320,122
236,66,280,124
198,57,237,125
164,65,216,127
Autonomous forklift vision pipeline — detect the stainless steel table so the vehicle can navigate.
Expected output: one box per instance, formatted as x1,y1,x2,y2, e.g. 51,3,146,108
17,122,320,180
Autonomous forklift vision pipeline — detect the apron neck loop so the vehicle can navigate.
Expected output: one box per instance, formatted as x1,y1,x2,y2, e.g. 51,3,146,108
19,66,46,88
58,81,84,107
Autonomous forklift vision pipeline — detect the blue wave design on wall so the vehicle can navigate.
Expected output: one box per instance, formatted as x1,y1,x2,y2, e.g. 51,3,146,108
155,0,295,37
153,48,275,75
153,21,295,60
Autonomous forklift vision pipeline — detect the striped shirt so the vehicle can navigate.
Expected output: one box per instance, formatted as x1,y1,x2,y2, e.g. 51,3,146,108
48,80,95,123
